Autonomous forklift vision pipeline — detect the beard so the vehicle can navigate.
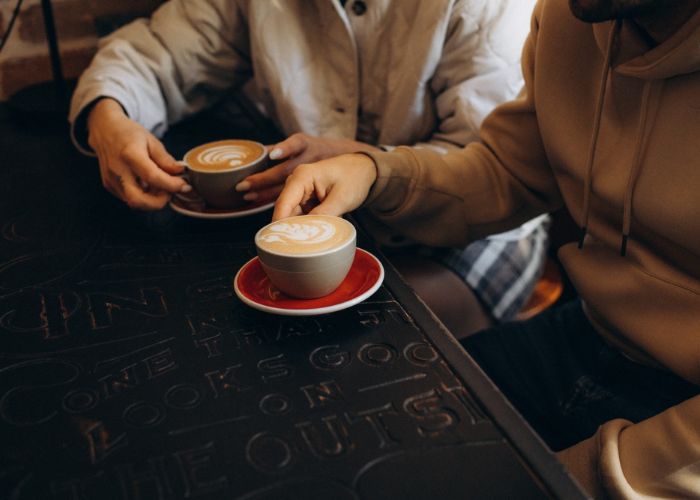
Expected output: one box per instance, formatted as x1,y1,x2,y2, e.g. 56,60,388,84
568,0,667,22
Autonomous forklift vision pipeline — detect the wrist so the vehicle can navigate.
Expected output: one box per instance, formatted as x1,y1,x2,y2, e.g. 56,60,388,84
87,98,127,128
87,98,128,147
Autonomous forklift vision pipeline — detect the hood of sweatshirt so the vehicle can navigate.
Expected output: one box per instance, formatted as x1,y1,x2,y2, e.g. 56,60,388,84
593,7,700,79
579,8,700,256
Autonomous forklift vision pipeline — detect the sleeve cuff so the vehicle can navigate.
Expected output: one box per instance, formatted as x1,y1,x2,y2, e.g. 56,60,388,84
360,148,420,213
69,98,102,157
69,84,133,156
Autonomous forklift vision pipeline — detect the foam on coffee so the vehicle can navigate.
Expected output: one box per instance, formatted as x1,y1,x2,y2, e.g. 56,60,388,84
256,215,355,255
185,139,264,172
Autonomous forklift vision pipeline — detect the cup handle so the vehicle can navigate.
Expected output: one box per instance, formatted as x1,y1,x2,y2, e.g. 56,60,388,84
173,170,188,195
172,171,203,204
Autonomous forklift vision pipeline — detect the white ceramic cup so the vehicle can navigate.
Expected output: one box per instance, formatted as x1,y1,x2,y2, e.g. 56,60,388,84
183,139,268,209
254,215,357,299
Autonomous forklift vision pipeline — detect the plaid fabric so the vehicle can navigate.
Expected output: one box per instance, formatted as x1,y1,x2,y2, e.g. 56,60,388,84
430,215,550,322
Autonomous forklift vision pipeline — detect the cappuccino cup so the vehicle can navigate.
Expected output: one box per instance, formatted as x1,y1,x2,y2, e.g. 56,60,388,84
255,215,357,299
183,139,267,209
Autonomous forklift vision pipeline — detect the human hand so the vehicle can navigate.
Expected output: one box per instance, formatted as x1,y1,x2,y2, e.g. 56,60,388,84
87,98,191,210
272,153,377,221
235,133,379,204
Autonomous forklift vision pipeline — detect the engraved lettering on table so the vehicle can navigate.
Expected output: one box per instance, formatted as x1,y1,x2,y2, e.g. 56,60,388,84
186,312,233,339
346,403,400,449
63,388,99,413
122,401,164,428
434,359,464,387
357,308,382,327
275,317,323,341
296,415,353,459
357,373,427,393
2,219,26,241
205,365,250,398
301,380,343,409
435,360,487,423
403,389,458,437
194,334,223,358
144,348,177,379
442,385,487,424
258,353,294,382
0,358,80,426
38,290,80,339
159,247,183,264
93,337,175,370
234,327,264,347
187,276,235,302
98,348,176,399
187,312,325,348
357,301,413,326
116,455,172,500
246,432,294,472
174,442,228,497
84,420,127,464
99,363,139,400
404,342,439,367
164,384,202,410
358,342,397,367
187,312,273,349
309,345,351,371
259,393,292,416
87,287,167,329
0,290,80,339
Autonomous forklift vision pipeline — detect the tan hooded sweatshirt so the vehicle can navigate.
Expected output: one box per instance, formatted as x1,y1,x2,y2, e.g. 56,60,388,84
364,0,700,497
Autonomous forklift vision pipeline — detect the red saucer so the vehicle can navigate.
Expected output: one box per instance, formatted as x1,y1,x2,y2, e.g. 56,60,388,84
234,248,384,315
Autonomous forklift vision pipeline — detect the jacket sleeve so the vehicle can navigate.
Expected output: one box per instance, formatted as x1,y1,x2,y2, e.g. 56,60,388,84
557,395,700,499
411,0,537,152
68,0,252,155
364,0,562,246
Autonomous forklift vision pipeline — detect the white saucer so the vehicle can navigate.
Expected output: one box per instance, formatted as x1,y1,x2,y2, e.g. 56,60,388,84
233,249,384,316
169,191,274,219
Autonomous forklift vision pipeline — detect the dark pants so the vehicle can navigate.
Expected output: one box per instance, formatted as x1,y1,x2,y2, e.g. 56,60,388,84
461,300,699,451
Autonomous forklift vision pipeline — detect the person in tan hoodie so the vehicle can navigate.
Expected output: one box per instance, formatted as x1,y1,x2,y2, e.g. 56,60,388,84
272,0,700,497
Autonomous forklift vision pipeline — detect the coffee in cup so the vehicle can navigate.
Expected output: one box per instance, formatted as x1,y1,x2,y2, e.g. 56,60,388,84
183,139,267,208
255,215,356,299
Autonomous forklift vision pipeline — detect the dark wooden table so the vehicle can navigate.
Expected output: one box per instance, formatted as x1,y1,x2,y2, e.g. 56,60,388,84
0,103,586,499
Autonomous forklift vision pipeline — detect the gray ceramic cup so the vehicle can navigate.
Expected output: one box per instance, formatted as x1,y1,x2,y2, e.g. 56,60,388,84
255,215,357,299
183,139,268,209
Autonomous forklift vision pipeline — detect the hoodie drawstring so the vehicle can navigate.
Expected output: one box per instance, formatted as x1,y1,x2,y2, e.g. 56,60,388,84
620,80,661,256
579,19,621,250
578,19,661,256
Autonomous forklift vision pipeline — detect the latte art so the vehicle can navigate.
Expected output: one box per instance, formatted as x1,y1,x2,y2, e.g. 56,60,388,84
256,215,355,255
197,145,251,168
259,220,336,246
185,139,264,172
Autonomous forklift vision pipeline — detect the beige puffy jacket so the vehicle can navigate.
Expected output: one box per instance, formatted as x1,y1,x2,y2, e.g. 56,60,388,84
69,0,535,155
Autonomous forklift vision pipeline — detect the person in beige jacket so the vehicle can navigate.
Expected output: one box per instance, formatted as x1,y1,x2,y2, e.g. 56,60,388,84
70,0,548,335
273,0,700,497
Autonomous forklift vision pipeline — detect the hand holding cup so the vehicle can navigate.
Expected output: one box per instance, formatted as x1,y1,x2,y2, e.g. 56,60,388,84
183,139,268,209
87,98,191,210
235,133,380,204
